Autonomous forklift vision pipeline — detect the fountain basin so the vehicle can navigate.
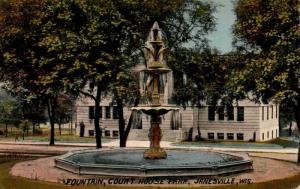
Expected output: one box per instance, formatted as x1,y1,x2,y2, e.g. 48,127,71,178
55,148,252,177
131,106,179,116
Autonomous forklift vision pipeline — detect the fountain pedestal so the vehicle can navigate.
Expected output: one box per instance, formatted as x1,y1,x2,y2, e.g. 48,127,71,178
144,115,167,159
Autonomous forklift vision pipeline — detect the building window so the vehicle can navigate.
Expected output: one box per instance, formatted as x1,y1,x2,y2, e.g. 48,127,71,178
99,106,102,119
237,133,244,141
262,106,264,121
217,133,224,140
262,133,264,140
208,133,214,140
237,107,244,121
89,81,94,90
137,119,143,129
105,106,111,119
104,130,110,137
133,111,143,129
133,118,142,129
227,106,234,121
267,106,269,120
218,106,225,120
227,133,234,140
89,106,95,119
88,130,94,136
208,106,215,121
113,106,119,119
113,130,119,137
271,105,273,119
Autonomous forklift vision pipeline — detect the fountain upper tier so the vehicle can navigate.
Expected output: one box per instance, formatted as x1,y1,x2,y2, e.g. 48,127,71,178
131,21,178,115
143,22,169,73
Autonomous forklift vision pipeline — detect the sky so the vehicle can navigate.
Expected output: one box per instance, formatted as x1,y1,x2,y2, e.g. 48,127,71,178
207,0,236,54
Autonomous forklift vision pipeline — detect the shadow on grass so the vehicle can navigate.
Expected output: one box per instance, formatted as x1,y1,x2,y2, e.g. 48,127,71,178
0,160,299,189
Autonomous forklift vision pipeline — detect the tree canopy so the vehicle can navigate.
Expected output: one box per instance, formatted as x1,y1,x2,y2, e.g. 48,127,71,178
233,0,300,161
233,0,299,121
0,0,217,147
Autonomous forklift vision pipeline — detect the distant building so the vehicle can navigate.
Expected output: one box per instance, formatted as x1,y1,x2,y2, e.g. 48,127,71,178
75,97,279,142
74,64,279,142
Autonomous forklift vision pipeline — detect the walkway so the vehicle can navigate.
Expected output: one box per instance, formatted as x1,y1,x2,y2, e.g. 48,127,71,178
0,140,298,157
1,140,299,187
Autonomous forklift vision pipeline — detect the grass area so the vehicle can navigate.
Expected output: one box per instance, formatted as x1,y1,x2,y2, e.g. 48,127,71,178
24,135,114,143
178,138,298,148
0,126,115,143
265,138,299,148
0,135,114,143
0,125,74,137
0,160,300,189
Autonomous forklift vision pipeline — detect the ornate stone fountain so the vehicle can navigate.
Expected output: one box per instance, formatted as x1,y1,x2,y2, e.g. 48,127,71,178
131,22,179,159
54,22,253,177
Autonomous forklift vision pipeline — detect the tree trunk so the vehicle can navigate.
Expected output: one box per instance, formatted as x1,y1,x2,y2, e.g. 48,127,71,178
32,123,35,136
289,122,292,136
123,112,134,147
294,104,300,163
116,97,125,147
47,96,57,146
197,107,201,141
298,137,300,164
70,112,73,135
296,116,300,164
295,118,300,163
5,122,7,137
122,97,140,147
94,84,102,149
26,125,29,136
59,122,62,136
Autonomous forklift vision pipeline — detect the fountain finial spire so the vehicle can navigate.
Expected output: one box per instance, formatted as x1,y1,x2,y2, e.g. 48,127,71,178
152,21,160,30
144,21,167,69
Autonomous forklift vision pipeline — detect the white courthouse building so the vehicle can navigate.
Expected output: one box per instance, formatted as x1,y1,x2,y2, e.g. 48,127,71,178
74,68,279,142
75,97,279,142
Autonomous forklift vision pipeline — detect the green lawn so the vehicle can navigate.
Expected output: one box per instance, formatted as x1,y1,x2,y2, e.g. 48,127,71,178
0,125,67,137
24,135,114,143
265,138,299,148
0,160,300,189
178,138,298,148
0,126,115,143
0,135,114,143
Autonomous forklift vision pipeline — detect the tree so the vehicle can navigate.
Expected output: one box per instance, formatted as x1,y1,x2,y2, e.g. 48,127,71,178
232,0,300,162
279,99,295,136
21,99,47,136
108,0,216,147
34,0,216,148
0,97,21,137
0,0,74,145
0,0,216,148
169,48,246,140
0,0,126,148
55,94,75,136
0,90,46,137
